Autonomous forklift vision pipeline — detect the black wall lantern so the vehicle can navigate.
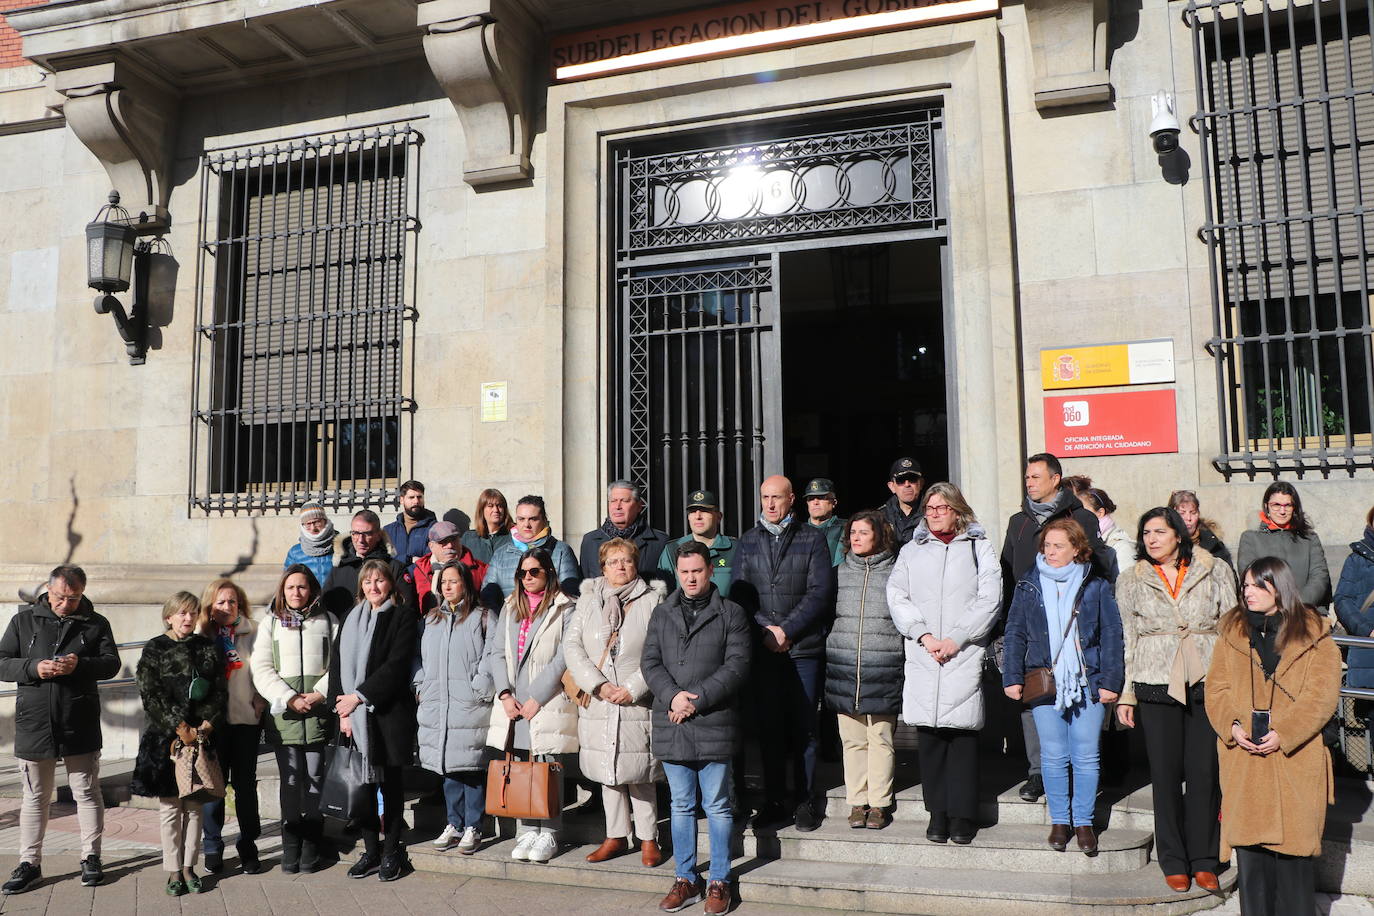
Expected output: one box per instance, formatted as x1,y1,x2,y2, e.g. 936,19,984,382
85,190,153,365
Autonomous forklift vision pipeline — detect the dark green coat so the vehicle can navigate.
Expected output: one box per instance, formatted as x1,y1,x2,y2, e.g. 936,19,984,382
131,634,227,798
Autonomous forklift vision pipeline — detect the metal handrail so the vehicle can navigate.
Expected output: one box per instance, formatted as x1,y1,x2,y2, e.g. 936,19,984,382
0,641,150,698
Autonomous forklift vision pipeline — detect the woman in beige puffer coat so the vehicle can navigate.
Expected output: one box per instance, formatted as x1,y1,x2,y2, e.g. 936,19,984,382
565,539,667,866
1114,507,1236,893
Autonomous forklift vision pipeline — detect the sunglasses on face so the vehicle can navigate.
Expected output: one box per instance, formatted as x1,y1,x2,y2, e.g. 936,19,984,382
519,568,549,578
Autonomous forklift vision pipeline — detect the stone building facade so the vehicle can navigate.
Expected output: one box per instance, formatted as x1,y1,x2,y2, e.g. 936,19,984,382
0,0,1369,588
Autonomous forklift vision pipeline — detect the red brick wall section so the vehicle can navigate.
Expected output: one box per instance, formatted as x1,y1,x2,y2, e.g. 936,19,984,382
0,0,50,69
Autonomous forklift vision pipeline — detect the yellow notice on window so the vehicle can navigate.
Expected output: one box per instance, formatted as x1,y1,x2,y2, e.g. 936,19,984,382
481,381,508,422
1040,339,1175,390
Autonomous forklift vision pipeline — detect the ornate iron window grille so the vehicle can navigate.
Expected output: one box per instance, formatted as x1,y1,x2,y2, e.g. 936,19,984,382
616,112,942,255
190,124,422,515
1189,0,1374,475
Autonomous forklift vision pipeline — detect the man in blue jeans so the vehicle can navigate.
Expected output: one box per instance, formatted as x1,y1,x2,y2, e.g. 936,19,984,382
641,542,751,915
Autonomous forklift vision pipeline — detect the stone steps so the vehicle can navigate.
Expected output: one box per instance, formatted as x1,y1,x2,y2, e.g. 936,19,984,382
380,834,1232,915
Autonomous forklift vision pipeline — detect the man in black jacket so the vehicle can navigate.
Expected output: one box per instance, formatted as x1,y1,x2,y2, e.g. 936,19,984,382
642,541,751,916
0,565,120,894
729,475,837,831
324,510,408,617
880,457,925,545
999,452,1116,803
578,480,672,584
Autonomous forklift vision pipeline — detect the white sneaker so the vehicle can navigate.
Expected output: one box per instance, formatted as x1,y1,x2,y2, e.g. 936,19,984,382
527,833,558,863
511,831,537,861
457,826,481,855
433,825,461,850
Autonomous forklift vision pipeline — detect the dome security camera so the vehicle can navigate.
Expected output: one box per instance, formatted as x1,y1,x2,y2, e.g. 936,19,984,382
1150,91,1181,156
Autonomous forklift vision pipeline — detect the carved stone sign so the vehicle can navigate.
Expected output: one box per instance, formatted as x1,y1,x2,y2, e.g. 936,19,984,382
551,0,1000,80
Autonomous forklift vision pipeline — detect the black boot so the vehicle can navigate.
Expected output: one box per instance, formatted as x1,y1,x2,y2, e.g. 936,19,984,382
300,819,325,873
280,823,302,874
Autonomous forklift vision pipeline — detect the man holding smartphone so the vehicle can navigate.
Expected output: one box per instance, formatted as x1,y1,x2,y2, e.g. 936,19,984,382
0,566,121,894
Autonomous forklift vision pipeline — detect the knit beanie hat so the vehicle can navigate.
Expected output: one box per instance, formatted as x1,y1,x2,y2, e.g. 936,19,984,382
299,502,328,526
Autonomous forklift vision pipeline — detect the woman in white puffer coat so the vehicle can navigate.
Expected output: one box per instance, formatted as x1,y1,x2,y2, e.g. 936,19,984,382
887,482,1002,845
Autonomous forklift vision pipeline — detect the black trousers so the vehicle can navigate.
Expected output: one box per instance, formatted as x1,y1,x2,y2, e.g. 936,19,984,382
1138,691,1221,874
917,727,979,820
359,765,406,857
274,744,325,827
203,723,262,855
753,651,824,806
1236,846,1316,916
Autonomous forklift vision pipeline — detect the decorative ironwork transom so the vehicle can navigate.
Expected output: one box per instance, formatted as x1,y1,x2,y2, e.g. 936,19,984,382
617,112,942,254
616,258,779,536
190,125,422,515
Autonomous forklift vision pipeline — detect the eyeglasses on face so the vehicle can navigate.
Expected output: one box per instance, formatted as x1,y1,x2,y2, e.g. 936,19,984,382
351,529,379,538
924,504,954,516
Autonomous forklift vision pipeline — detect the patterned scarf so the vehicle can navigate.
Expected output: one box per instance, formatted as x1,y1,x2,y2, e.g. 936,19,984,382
759,514,789,537
601,514,647,542
217,620,243,681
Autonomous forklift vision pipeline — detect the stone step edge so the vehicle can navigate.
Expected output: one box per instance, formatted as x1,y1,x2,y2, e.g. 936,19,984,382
368,840,1235,911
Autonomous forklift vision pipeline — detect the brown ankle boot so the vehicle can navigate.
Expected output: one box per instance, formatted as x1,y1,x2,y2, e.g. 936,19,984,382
641,839,663,867
1074,825,1098,856
1047,824,1071,852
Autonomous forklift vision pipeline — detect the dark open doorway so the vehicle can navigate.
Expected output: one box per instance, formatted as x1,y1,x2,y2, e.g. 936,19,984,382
779,238,948,514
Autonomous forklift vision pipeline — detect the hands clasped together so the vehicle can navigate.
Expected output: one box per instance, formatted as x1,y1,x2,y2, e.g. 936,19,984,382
1231,722,1281,756
918,634,959,665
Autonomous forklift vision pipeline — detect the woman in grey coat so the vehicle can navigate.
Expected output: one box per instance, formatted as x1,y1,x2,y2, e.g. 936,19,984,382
823,510,902,830
414,562,495,856
1236,482,1331,609
887,483,1002,846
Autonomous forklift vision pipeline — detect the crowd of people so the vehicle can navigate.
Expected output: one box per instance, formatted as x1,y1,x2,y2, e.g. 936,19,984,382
0,462,1367,915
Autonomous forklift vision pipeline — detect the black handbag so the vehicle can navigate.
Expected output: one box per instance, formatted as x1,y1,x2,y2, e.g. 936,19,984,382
320,735,370,821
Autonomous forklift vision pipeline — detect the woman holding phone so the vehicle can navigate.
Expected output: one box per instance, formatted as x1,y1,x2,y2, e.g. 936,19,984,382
1205,557,1339,916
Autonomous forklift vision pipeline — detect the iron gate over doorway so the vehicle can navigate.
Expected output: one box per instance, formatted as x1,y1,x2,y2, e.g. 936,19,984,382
610,110,945,535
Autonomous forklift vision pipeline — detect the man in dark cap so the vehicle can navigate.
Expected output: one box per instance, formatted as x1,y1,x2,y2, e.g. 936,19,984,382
400,520,488,613
880,457,925,545
803,478,845,567
659,489,736,595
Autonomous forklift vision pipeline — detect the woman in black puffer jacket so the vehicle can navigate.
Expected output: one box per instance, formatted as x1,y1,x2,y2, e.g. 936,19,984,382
824,510,903,830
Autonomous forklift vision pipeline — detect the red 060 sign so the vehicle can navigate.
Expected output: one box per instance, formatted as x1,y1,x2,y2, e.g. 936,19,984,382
1043,390,1179,457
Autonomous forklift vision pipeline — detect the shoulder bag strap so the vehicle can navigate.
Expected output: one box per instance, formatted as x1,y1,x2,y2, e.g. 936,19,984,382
1360,588,1374,616
1048,604,1080,669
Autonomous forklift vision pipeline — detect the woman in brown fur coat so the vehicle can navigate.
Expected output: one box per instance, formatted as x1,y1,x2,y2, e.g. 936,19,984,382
1205,557,1340,916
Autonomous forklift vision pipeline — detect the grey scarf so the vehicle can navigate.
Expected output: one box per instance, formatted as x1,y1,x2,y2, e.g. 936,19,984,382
759,514,790,537
1025,488,1070,527
339,597,390,781
601,577,647,632
299,520,336,557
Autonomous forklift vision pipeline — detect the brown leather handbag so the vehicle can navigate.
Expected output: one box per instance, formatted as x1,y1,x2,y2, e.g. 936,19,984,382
1020,607,1083,706
485,721,563,819
560,629,619,709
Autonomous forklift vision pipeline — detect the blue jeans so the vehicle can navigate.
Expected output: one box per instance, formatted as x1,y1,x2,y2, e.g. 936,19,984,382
664,761,733,883
1030,700,1105,827
443,772,486,831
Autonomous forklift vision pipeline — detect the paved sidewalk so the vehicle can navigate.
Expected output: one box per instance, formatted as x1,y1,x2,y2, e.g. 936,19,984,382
0,797,1373,915
0,799,819,915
